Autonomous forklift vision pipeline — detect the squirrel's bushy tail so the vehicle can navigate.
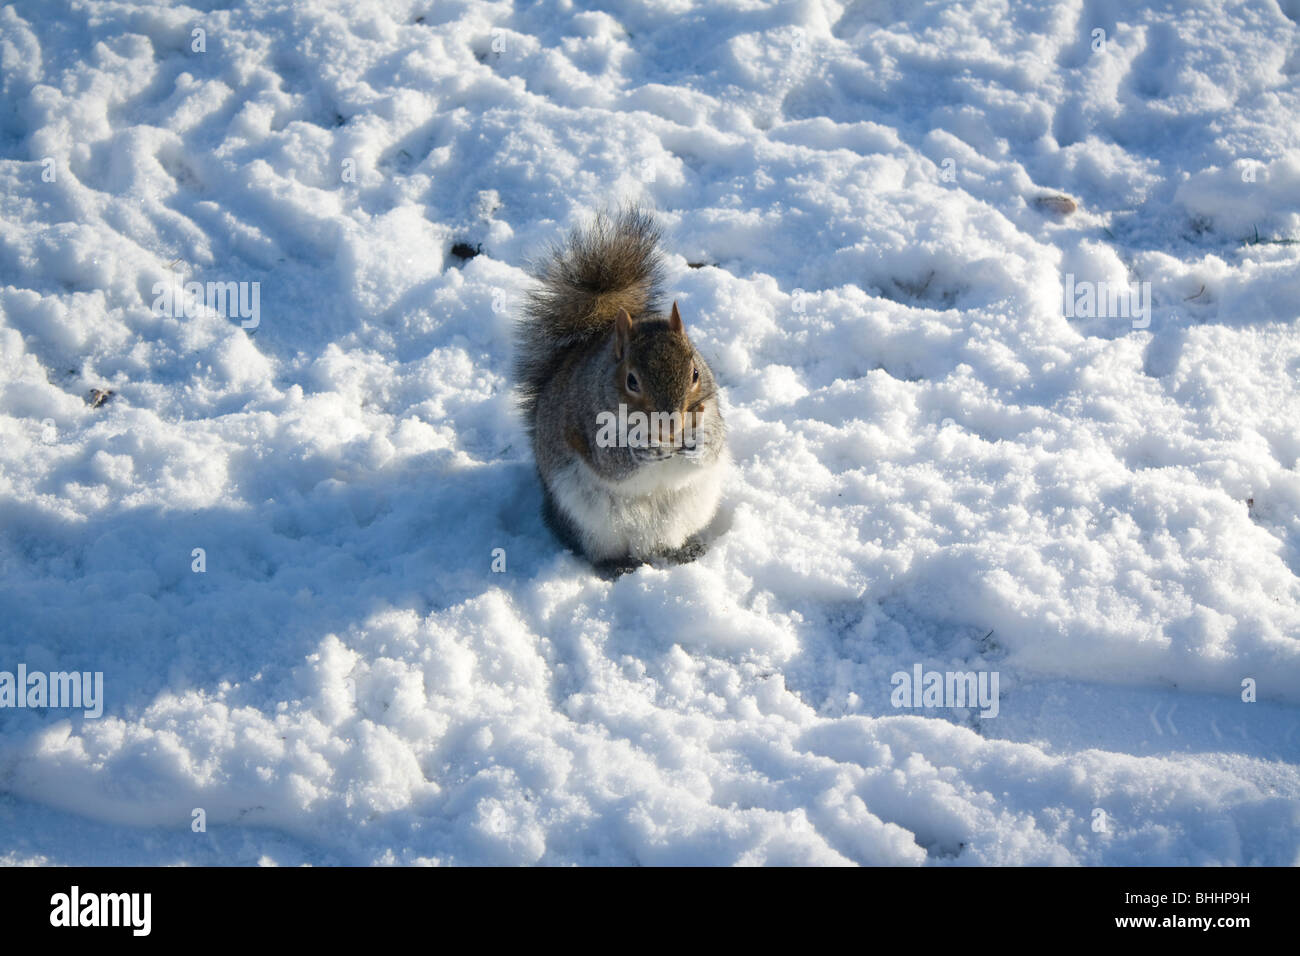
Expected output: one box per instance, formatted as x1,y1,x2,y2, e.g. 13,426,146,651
514,206,665,424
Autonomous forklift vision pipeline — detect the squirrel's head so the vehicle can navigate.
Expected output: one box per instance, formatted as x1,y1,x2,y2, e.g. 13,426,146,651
612,302,714,452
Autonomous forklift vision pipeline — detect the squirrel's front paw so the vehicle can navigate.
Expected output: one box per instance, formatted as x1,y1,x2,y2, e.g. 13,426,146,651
661,534,708,565
595,558,644,579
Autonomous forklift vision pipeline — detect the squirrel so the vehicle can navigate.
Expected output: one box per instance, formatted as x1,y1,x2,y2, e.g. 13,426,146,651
514,207,728,574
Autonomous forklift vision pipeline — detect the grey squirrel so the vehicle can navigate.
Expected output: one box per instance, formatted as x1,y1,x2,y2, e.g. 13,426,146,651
515,208,728,573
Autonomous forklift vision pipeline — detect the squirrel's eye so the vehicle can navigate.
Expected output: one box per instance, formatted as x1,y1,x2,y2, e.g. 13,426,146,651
626,372,640,393
692,365,699,383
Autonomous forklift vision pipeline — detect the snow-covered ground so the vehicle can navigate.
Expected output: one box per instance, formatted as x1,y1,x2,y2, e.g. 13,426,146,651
1,0,1298,865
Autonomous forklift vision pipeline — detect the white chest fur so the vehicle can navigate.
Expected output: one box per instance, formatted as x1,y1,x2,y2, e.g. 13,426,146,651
548,450,728,561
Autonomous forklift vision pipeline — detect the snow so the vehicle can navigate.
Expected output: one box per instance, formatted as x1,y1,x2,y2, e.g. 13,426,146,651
0,0,1298,865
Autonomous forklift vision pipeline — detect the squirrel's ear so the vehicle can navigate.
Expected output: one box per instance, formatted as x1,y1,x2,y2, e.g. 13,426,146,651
614,308,633,360
668,301,684,334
